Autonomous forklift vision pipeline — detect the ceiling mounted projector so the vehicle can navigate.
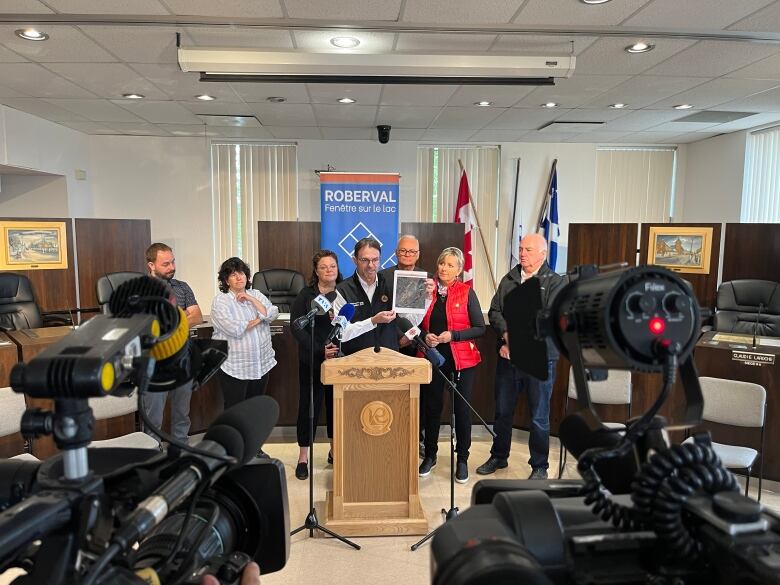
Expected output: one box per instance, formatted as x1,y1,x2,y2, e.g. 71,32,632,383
178,47,575,85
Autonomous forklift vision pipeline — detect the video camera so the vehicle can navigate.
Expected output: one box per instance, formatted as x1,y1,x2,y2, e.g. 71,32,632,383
430,265,780,585
0,275,290,584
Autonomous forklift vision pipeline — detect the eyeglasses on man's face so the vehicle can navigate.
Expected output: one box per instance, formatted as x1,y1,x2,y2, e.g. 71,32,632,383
357,257,380,265
396,249,419,256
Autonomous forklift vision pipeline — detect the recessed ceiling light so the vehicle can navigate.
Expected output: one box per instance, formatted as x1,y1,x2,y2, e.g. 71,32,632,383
337,97,356,104
15,28,48,41
266,96,286,103
196,94,216,101
580,0,612,4
674,104,694,110
609,103,628,109
626,42,654,54
122,93,145,99
474,101,493,107
541,102,559,108
330,37,360,49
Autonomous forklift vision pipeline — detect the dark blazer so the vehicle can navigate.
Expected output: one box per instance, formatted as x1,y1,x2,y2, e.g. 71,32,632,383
290,284,333,365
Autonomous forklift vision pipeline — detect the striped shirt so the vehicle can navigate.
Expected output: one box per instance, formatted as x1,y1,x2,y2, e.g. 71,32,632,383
210,288,279,380
169,278,198,309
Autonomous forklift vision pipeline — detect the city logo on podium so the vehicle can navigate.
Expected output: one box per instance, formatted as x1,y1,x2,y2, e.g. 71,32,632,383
360,400,393,436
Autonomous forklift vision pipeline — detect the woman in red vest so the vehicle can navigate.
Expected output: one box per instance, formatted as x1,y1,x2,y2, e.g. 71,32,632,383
418,247,485,484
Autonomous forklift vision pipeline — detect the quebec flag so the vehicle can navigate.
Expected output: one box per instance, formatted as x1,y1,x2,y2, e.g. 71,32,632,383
541,168,560,271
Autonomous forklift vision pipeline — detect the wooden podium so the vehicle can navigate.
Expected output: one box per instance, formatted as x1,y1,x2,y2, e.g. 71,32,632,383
320,347,431,536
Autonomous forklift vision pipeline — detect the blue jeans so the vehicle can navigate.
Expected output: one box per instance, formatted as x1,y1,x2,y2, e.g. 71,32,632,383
491,357,556,470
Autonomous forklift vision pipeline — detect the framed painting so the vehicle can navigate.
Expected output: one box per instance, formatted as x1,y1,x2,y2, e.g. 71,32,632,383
647,226,713,275
0,221,68,270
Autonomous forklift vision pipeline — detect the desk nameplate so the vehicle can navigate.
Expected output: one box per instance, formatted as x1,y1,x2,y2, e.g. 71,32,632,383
731,350,776,367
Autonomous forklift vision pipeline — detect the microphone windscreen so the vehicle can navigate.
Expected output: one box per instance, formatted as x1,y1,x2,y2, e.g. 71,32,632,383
204,395,279,465
325,291,338,302
203,424,245,463
396,316,414,333
339,303,355,320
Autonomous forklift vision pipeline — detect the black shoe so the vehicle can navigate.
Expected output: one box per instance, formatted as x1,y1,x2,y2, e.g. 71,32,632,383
455,460,469,484
327,450,333,465
419,457,437,477
295,462,308,480
528,468,548,480
476,456,508,475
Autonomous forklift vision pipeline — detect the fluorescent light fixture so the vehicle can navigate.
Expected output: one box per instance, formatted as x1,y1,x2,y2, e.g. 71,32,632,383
122,93,145,99
626,42,654,54
179,47,575,85
542,102,559,108
15,28,48,41
474,101,493,107
330,37,360,49
196,94,216,101
337,97,357,104
674,104,694,110
609,103,627,109
266,96,286,103
581,0,611,3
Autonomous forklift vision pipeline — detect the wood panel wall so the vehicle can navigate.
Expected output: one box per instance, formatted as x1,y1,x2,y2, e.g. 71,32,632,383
399,222,465,275
0,216,77,312
722,223,780,283
567,223,638,268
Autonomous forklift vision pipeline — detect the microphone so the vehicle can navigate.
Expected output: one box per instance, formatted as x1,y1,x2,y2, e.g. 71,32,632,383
293,291,337,331
111,396,279,548
396,317,446,368
326,303,355,344
752,302,765,349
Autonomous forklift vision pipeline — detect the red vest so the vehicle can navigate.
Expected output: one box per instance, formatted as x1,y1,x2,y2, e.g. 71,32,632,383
421,280,481,370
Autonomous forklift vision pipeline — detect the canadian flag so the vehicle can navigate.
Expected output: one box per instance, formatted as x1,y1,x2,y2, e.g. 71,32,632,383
454,169,475,287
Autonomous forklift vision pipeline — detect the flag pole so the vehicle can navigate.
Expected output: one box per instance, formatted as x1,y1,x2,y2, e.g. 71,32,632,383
509,158,521,265
536,159,558,231
458,159,497,292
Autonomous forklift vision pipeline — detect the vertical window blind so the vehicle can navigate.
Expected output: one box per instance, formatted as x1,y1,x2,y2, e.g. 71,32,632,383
742,126,780,223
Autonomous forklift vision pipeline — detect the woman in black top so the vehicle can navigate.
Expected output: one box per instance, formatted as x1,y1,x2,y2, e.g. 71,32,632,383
290,250,342,480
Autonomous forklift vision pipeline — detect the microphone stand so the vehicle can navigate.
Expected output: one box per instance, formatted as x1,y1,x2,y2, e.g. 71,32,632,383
752,302,764,350
411,358,495,552
290,316,360,550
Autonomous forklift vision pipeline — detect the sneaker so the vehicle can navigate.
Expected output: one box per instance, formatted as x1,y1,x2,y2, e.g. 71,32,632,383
528,468,548,480
455,460,469,484
419,457,437,477
327,450,333,465
295,461,308,480
476,456,508,475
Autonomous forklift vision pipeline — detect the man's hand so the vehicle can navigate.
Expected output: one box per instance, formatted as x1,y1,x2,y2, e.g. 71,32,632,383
499,345,510,360
324,342,339,359
425,333,439,347
425,278,435,297
201,561,260,585
371,310,396,325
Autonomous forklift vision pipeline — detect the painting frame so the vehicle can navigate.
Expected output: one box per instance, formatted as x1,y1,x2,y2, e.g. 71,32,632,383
647,226,713,275
0,220,69,270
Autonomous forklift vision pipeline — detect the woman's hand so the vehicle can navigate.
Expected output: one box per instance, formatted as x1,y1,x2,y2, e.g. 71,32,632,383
324,343,339,359
236,292,268,317
425,333,439,347
437,331,452,343
245,318,261,332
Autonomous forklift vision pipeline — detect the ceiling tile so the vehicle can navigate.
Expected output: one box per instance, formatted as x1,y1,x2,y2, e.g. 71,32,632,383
306,84,382,105
446,85,536,107
646,41,780,78
157,124,220,137
230,81,310,103
209,126,274,138
728,53,780,80
178,100,256,116
385,128,426,140
131,63,243,101
467,128,527,142
251,103,317,126
647,120,720,132
0,46,27,63
420,128,478,141
565,131,631,143
555,108,630,123
320,127,374,139
394,33,496,52
624,0,775,29
0,1,53,13
285,0,402,20
0,25,116,62
622,130,686,143
380,84,458,106
45,62,169,99
403,0,523,23
729,1,780,31
522,131,579,143
101,121,170,135
58,121,119,134
575,38,697,75
79,25,180,64
492,35,598,55
0,85,28,98
292,31,395,53
649,78,780,109
266,126,322,139
673,132,723,144
430,105,504,128
709,112,780,131
0,63,96,97
197,114,261,127
164,0,283,17
183,27,293,48
516,0,652,25
44,0,169,14
1,97,87,121
583,76,708,109
516,74,632,108
108,100,203,124
486,107,572,130
602,109,697,132
46,98,146,122
313,104,377,127
715,86,780,112
376,105,441,128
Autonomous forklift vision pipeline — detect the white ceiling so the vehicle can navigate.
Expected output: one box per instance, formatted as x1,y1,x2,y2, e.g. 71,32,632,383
0,0,779,144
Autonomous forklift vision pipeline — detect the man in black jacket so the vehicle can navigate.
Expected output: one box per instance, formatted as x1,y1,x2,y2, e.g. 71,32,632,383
477,233,566,480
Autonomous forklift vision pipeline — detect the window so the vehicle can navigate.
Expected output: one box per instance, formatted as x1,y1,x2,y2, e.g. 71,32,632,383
417,145,500,305
742,126,780,222
212,143,298,272
594,147,677,222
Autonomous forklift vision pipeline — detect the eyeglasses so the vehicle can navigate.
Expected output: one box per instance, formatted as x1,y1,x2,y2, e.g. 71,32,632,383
397,249,419,256
357,257,380,265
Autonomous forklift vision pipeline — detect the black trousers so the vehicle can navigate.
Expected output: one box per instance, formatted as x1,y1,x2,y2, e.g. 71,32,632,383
296,360,334,447
422,361,476,461
217,369,270,411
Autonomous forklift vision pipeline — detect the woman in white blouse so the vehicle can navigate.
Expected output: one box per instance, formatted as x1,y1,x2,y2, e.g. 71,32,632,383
211,257,278,410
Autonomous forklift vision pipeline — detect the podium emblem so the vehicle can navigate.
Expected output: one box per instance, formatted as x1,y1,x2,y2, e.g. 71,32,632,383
360,400,393,436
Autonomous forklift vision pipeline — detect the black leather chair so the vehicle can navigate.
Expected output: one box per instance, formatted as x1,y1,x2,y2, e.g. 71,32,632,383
96,271,144,314
0,273,43,330
713,279,780,337
251,269,305,313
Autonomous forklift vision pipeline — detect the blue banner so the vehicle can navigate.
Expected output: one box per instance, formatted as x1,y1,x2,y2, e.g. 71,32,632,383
320,172,400,277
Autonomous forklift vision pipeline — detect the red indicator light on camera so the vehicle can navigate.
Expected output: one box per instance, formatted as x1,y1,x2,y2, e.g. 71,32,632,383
648,317,666,335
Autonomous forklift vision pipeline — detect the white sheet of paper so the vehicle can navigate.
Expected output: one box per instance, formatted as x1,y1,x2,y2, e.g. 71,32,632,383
392,270,428,314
